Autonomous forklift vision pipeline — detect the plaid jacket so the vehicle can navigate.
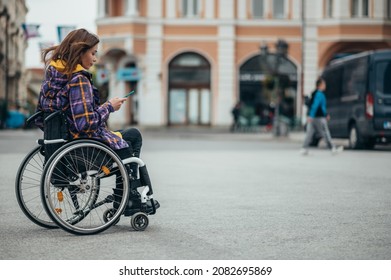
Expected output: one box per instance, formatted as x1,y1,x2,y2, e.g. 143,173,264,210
36,61,129,150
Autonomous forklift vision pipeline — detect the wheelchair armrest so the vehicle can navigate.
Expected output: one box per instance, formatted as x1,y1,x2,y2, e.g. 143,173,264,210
121,157,145,167
37,138,67,145
25,111,43,127
44,111,63,123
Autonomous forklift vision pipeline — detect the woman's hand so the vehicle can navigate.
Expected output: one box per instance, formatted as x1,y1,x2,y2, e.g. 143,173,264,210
109,97,127,111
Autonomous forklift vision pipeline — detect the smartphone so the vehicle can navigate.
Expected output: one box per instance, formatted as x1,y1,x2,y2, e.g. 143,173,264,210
124,90,135,98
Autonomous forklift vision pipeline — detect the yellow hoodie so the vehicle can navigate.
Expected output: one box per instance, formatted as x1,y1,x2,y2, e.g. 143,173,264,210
50,59,86,73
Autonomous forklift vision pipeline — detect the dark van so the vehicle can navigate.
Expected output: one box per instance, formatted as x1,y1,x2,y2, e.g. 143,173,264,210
320,49,391,149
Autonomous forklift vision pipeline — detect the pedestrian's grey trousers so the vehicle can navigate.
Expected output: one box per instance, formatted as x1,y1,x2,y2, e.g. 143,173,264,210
302,117,335,149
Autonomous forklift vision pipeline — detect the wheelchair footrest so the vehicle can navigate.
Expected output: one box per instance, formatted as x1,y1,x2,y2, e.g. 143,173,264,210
123,200,160,217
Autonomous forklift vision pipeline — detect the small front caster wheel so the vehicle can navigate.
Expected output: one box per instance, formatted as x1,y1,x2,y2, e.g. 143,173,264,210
131,212,149,231
103,208,120,225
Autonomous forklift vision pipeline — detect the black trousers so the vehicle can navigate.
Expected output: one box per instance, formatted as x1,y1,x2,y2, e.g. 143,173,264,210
114,128,142,178
113,128,142,203
114,128,142,160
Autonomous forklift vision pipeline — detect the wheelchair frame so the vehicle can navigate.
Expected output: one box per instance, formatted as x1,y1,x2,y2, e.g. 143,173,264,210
15,111,158,235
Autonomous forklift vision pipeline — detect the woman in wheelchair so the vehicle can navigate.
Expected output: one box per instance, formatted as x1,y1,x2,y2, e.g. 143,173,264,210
32,28,159,231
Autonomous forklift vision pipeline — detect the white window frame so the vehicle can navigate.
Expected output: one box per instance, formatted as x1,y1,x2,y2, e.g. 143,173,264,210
125,0,139,16
252,0,265,19
181,0,201,18
388,0,391,19
105,0,110,16
352,0,369,18
272,0,285,19
325,0,333,18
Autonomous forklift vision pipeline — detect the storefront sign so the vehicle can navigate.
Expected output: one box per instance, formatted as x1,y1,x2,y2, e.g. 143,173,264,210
117,67,141,81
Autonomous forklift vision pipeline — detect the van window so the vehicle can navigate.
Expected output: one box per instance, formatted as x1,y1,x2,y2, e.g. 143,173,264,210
375,61,391,95
323,66,343,100
342,57,367,98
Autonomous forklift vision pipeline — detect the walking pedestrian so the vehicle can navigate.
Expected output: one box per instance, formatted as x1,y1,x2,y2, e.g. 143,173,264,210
230,101,242,132
300,77,343,155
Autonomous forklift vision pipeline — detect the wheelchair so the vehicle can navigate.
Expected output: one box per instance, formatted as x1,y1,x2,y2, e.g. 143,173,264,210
15,110,159,235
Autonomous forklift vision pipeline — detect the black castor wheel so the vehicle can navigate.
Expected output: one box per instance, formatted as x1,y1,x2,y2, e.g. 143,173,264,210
131,212,149,231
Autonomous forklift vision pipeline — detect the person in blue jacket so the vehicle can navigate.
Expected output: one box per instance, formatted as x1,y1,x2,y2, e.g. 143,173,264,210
301,77,343,155
6,105,26,129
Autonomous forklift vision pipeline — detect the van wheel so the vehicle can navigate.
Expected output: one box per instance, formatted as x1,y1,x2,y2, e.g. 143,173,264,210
349,124,363,149
364,138,376,149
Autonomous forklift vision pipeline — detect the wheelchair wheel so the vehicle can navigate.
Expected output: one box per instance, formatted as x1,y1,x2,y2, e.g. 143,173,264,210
130,212,149,231
15,146,57,229
103,208,120,225
41,140,130,235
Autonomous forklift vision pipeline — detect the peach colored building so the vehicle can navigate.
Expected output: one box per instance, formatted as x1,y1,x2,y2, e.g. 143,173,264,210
95,0,391,129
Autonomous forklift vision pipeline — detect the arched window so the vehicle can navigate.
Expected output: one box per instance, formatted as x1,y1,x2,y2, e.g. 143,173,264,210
239,54,297,125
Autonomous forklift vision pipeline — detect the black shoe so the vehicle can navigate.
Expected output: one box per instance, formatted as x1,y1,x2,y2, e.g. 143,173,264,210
148,199,160,213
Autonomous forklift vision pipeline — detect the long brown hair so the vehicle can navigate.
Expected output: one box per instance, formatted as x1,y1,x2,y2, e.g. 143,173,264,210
42,28,100,78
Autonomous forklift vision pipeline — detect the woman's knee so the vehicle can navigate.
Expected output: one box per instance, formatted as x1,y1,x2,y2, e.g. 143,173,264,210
132,128,142,147
133,128,142,142
122,128,142,143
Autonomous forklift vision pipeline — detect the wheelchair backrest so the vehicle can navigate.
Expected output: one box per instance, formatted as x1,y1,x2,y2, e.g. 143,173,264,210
43,111,69,161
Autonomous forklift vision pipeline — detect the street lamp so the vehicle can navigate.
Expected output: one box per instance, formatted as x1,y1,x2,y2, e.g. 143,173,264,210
276,39,288,58
259,39,289,137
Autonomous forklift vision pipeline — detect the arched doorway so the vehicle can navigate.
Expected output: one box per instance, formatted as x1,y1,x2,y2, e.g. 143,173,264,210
168,52,211,126
239,54,298,127
98,48,140,126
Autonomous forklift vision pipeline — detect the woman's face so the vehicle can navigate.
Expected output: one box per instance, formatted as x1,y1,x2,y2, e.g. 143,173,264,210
80,44,98,70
